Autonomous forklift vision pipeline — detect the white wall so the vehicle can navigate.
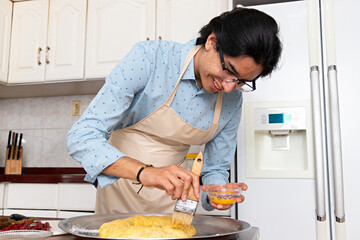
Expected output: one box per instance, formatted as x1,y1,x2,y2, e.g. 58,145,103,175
0,95,94,167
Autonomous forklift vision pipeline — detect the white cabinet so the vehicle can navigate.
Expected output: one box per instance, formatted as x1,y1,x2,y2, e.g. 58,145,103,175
156,0,228,43
0,0,12,83
2,0,228,89
57,183,96,211
44,0,87,81
8,0,87,84
0,183,4,210
1,183,96,218
85,0,156,78
85,0,228,79
4,183,58,210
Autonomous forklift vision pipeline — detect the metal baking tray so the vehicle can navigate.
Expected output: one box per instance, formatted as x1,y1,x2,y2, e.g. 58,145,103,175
58,213,251,239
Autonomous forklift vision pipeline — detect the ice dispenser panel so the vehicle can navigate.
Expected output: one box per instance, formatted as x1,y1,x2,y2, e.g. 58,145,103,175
244,101,314,178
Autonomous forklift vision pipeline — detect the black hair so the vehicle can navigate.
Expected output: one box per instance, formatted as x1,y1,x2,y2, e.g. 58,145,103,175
196,7,282,77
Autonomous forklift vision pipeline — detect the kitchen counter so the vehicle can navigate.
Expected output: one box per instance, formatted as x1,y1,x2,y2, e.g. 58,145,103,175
0,216,259,240
0,167,87,183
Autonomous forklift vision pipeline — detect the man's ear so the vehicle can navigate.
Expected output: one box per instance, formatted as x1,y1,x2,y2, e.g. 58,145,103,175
205,32,217,51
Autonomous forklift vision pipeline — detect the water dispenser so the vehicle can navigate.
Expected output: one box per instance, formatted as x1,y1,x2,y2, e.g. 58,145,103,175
244,101,315,178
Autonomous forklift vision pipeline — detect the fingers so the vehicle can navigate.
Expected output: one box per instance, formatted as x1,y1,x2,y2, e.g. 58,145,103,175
236,195,245,203
174,168,200,200
207,182,247,211
208,195,245,211
142,165,200,201
225,182,248,191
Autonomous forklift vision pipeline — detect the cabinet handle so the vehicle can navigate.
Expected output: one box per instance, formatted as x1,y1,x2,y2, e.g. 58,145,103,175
146,37,150,41
46,46,50,64
37,47,42,65
158,36,162,40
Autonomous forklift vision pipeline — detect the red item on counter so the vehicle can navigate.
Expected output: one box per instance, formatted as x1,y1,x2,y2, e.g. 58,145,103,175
1,219,50,232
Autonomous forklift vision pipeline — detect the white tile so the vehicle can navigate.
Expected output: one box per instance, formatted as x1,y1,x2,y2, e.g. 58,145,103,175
20,129,43,167
42,96,69,129
41,129,69,167
20,97,43,129
0,130,7,167
1,99,21,130
0,95,97,168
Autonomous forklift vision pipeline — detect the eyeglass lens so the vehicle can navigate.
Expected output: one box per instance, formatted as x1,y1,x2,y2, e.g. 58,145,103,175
218,49,257,92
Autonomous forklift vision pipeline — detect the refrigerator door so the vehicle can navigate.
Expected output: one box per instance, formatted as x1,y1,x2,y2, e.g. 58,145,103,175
236,0,360,239
236,2,318,239
328,0,360,238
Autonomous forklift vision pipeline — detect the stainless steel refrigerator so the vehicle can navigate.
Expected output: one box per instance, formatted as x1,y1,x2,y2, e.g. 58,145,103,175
234,0,360,239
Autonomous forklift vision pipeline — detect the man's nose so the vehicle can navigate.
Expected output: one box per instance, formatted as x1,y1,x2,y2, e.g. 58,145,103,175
221,80,237,93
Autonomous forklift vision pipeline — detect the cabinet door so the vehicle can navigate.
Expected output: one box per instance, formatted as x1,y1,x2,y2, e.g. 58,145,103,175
57,183,96,211
0,0,12,83
156,0,228,43
85,0,156,79
0,183,4,209
8,0,48,83
4,183,58,209
46,0,87,81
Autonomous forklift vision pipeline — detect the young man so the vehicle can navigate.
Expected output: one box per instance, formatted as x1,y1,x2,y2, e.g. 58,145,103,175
67,7,282,214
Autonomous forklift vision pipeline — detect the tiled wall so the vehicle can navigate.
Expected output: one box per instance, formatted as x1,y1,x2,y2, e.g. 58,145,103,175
0,95,95,168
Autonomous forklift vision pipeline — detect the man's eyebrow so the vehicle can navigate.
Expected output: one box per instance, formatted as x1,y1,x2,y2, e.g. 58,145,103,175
228,61,240,77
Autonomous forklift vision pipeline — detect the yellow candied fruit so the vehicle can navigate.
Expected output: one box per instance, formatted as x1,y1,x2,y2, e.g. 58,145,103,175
211,198,236,205
210,191,237,205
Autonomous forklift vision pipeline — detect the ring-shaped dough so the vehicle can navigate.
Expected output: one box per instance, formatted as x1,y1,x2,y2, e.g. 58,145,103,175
98,215,196,238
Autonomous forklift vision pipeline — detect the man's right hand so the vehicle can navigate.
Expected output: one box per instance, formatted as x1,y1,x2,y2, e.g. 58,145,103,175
140,165,200,201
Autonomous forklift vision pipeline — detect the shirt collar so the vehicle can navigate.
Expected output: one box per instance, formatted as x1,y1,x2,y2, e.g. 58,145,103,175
180,39,198,81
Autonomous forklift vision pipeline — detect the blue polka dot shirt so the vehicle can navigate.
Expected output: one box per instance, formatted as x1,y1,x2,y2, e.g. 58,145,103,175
66,39,243,210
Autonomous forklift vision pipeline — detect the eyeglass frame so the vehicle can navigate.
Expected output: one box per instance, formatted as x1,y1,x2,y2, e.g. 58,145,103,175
218,48,260,92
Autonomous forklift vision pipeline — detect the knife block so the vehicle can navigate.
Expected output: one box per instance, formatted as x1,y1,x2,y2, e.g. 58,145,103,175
5,147,23,175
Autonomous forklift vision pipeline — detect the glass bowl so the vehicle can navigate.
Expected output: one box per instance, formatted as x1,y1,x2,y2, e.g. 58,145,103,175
206,184,243,205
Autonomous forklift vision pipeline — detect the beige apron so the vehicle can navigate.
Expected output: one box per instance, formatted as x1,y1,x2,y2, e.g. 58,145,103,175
95,45,223,214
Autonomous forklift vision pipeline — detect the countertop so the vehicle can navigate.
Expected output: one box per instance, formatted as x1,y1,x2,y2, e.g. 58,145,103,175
0,167,87,183
0,216,259,240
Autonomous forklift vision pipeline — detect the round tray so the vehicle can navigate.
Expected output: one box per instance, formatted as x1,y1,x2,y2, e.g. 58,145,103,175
59,213,251,239
0,230,53,239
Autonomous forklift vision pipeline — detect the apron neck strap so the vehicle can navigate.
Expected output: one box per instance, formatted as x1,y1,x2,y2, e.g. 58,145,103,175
165,44,223,125
212,91,222,124
165,45,201,105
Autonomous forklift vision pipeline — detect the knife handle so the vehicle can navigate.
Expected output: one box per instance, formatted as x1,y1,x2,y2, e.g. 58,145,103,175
13,133,18,159
10,132,15,159
17,133,23,160
187,152,204,201
7,130,12,159
10,213,29,221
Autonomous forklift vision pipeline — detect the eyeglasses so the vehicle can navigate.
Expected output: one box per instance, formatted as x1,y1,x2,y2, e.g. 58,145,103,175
218,49,259,92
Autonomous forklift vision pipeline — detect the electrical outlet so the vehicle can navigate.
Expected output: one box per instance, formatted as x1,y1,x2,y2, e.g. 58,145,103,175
72,100,81,116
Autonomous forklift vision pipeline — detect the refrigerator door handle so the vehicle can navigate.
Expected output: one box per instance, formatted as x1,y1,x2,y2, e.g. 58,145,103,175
310,66,326,220
328,65,346,223
310,67,328,240
307,0,328,239
323,0,347,238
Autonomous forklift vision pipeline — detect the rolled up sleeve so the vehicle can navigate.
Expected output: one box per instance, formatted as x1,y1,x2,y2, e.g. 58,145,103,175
66,43,150,188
